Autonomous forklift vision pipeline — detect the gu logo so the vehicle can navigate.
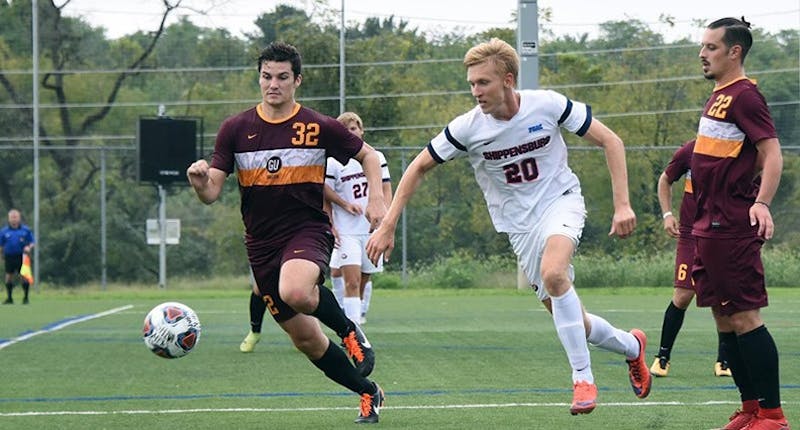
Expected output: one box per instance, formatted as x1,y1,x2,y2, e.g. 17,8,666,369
266,156,282,173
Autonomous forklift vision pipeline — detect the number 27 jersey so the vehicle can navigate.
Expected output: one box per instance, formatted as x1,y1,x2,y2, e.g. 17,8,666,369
427,89,591,233
326,151,390,235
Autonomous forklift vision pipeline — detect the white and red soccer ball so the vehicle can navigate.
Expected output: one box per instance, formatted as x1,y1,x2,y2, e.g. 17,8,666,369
142,302,201,359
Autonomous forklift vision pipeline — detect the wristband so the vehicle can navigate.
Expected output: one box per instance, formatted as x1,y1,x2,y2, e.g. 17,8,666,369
754,201,770,209
662,211,673,219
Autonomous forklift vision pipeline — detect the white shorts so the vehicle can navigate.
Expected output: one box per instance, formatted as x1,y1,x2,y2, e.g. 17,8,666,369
330,234,383,274
507,190,586,301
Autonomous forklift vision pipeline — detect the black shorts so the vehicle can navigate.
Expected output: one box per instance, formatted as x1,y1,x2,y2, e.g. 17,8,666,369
4,254,22,275
247,223,334,323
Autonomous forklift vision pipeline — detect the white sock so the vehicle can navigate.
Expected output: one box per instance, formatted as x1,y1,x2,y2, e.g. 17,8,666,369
551,286,593,384
361,280,373,316
586,313,640,360
331,276,344,307
343,296,361,323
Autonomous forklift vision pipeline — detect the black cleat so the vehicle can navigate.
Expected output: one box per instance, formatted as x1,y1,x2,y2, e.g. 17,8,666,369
355,383,384,424
2,298,12,305
342,323,375,377
22,297,29,305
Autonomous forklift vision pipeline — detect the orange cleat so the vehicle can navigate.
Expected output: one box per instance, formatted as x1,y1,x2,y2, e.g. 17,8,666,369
569,381,598,415
626,329,652,399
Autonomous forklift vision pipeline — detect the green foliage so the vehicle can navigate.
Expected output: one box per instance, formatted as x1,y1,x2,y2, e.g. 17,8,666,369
762,245,800,287
573,250,674,288
0,3,797,286
375,247,800,290
376,250,516,289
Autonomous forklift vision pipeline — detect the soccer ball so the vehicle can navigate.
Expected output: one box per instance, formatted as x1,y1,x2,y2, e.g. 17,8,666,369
142,302,201,359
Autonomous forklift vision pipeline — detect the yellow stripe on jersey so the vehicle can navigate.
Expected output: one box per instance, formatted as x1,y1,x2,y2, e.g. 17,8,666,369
683,177,693,194
695,116,745,159
695,135,743,159
238,165,325,186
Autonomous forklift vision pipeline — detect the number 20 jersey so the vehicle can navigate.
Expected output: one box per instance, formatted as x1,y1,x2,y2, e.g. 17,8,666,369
427,89,591,233
211,103,362,243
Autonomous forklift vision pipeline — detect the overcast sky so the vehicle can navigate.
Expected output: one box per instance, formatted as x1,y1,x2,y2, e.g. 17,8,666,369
62,0,799,42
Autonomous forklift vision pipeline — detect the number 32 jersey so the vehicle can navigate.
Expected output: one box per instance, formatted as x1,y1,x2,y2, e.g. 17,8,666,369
427,89,591,233
211,103,362,242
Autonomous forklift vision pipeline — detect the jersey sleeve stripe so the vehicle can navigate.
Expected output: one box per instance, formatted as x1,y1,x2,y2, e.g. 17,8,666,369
238,165,325,187
426,143,446,164
444,126,467,151
557,98,573,125
684,177,693,194
575,105,592,136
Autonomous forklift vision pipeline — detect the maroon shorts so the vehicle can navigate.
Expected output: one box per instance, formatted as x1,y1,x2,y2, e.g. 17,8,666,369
673,234,695,290
247,223,334,323
692,235,767,316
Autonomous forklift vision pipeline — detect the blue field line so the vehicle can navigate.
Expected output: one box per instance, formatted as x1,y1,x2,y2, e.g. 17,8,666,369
0,305,134,351
1,385,798,404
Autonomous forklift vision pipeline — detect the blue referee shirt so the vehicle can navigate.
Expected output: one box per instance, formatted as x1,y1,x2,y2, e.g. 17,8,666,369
0,224,35,256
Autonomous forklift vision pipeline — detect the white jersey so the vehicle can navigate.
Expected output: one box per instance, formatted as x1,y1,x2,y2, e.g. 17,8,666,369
427,89,590,233
325,150,391,234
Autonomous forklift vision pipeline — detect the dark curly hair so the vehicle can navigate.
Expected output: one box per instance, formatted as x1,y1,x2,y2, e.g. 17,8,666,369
257,42,302,77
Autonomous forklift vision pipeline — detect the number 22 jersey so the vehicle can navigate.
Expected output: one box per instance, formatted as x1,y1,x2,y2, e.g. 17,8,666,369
691,77,776,239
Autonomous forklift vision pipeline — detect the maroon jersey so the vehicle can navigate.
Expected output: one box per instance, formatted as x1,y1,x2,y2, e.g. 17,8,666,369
211,103,363,243
664,140,696,235
691,78,777,239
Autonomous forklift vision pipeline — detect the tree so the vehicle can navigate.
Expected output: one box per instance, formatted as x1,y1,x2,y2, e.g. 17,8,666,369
0,3,795,284
0,0,184,283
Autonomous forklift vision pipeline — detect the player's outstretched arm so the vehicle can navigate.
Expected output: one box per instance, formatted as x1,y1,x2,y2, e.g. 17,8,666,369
187,160,226,204
366,149,437,265
581,119,636,238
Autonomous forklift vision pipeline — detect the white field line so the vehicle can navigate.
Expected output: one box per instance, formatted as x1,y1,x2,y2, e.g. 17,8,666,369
4,400,794,417
0,305,134,351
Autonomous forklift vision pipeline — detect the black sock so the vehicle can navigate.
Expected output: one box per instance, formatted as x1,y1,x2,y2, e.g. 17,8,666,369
311,340,375,395
738,325,781,409
5,282,12,300
657,301,686,360
21,282,29,300
249,292,267,333
716,331,728,364
310,285,354,338
720,331,758,402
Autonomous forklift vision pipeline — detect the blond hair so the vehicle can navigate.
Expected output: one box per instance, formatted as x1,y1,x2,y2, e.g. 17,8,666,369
463,38,519,84
336,112,364,131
